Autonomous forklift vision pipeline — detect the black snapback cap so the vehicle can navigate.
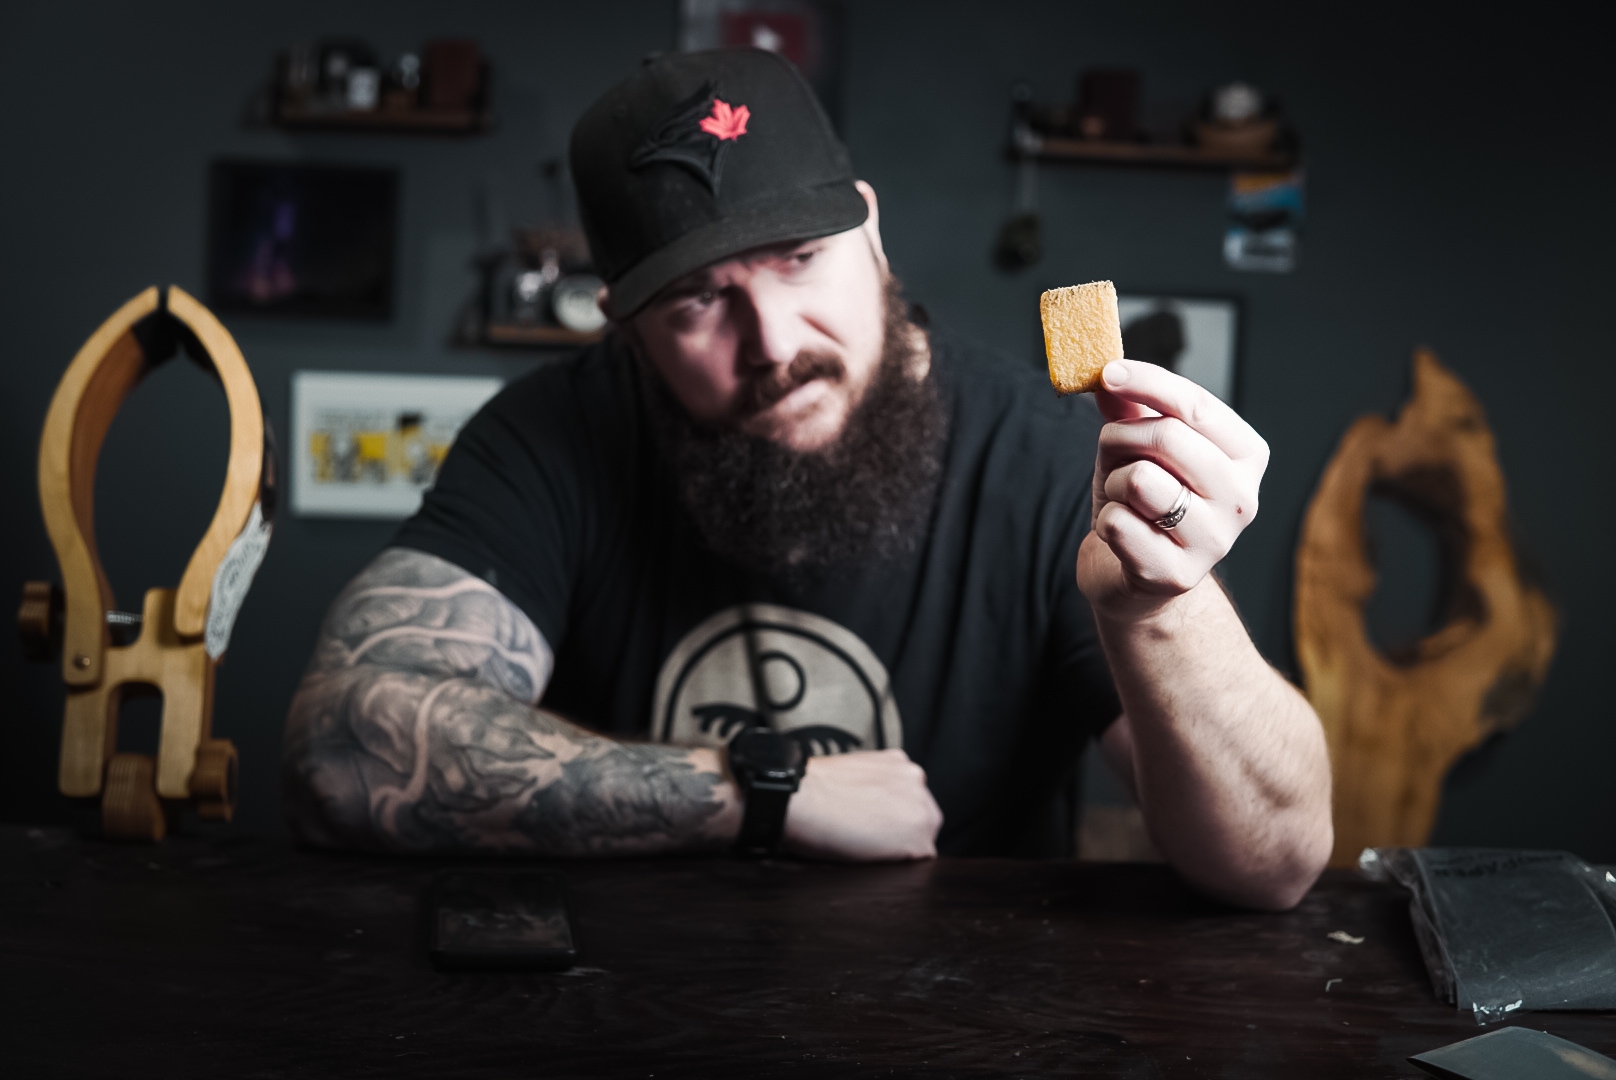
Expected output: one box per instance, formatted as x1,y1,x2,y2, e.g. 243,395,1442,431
570,48,868,320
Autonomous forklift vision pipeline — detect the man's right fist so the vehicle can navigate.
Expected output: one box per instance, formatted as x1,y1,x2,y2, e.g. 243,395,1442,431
782,748,942,861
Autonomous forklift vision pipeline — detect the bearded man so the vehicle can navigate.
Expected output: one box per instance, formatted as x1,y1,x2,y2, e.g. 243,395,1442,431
283,48,1332,909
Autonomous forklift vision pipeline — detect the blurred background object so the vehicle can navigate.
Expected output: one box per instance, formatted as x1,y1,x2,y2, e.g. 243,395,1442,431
274,35,489,133
1196,81,1279,156
679,0,846,129
206,161,398,320
1295,351,1558,866
1224,169,1303,272
475,225,603,346
1075,68,1142,142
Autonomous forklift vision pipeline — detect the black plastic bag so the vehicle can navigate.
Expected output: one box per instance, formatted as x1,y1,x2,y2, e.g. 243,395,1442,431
1360,847,1616,1024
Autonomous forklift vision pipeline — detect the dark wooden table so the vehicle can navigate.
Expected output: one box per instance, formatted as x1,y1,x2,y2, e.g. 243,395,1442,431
1,826,1610,1077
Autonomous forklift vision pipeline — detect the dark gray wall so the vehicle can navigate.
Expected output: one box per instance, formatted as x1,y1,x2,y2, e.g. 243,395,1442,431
3,2,1611,860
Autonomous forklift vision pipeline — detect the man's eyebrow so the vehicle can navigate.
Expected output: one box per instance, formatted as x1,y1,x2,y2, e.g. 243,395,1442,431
650,239,825,306
746,238,825,264
654,269,719,300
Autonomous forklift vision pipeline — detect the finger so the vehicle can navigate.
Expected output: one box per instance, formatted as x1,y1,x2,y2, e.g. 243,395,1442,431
1094,386,1159,423
1101,461,1237,557
1098,415,1241,504
1093,501,1211,594
1102,360,1265,460
1104,459,1187,523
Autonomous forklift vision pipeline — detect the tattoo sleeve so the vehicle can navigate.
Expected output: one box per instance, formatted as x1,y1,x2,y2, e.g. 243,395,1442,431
282,547,735,854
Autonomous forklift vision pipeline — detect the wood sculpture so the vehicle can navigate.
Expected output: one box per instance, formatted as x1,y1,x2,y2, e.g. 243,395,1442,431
19,286,273,840
1295,349,1556,866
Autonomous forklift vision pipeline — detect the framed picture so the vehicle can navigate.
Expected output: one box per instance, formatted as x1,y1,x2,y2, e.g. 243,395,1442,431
207,160,398,319
679,0,845,130
1116,294,1241,404
290,371,502,519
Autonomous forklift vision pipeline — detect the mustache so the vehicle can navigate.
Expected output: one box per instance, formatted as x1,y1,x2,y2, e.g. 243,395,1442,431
732,351,847,419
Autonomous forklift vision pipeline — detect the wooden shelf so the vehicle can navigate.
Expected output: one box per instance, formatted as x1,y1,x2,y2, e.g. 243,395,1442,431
483,323,603,348
274,104,490,135
1013,126,1296,172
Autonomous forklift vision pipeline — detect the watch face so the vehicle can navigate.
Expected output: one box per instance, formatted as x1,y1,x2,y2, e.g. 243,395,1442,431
731,728,804,778
551,274,607,333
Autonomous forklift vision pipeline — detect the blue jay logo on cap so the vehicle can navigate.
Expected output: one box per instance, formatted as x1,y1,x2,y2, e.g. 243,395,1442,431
628,80,748,195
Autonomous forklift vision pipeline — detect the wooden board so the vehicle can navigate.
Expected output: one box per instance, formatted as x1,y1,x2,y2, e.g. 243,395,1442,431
1016,129,1297,171
1295,350,1557,865
274,103,490,134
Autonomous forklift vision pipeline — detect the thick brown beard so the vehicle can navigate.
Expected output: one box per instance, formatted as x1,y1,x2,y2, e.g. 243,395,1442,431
641,276,948,577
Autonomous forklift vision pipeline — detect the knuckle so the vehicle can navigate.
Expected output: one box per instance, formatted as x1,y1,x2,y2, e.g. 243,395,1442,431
1123,467,1150,502
1154,417,1187,457
1146,419,1169,454
1186,390,1214,430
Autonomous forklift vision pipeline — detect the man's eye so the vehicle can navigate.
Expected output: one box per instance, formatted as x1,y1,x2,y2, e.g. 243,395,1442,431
698,289,717,305
793,250,816,265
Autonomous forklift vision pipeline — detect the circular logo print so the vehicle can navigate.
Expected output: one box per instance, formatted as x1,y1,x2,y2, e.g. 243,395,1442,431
652,604,901,756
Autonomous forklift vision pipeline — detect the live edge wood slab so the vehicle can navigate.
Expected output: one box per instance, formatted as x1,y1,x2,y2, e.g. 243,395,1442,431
1,826,1609,1078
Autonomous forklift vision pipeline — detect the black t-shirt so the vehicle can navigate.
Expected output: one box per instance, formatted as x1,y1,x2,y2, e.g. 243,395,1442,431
394,330,1120,856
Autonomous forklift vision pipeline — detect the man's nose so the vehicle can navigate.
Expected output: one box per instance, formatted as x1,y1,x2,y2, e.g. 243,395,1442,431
736,280,810,370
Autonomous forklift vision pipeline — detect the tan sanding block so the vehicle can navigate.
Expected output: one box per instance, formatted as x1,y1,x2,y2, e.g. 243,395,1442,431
1041,280,1123,395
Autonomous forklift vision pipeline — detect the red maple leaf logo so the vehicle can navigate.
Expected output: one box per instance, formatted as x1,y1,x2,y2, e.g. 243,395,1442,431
699,98,750,141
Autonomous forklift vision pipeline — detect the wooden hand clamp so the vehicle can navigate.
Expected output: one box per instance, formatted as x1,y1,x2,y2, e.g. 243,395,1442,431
19,286,274,840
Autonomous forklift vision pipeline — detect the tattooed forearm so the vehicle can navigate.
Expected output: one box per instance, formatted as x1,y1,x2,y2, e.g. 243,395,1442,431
283,547,737,854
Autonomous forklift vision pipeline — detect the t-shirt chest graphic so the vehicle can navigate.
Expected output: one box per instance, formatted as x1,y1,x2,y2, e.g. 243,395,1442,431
651,603,902,756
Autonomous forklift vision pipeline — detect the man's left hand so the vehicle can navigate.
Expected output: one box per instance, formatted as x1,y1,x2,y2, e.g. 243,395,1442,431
1077,359,1269,619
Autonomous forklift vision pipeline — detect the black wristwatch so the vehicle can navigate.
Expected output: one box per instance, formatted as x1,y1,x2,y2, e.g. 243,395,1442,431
726,726,806,857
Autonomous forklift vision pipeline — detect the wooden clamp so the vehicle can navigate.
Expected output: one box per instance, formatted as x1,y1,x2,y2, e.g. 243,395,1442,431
20,286,274,840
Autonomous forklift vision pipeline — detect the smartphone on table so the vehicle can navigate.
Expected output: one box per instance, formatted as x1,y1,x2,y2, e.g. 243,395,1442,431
428,869,577,971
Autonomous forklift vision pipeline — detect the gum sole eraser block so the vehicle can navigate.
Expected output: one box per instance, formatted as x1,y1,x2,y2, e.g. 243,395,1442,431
1041,280,1123,395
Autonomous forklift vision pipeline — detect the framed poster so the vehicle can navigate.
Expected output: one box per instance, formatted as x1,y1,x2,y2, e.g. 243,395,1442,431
207,160,398,319
290,371,502,519
1116,294,1240,404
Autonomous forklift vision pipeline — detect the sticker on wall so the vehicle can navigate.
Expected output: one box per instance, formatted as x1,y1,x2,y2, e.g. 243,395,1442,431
1224,170,1303,273
290,371,502,519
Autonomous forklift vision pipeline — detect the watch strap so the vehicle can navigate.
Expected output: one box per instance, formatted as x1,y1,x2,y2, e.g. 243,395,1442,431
733,779,795,858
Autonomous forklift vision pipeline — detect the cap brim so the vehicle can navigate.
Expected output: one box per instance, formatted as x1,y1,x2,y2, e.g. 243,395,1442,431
603,180,870,320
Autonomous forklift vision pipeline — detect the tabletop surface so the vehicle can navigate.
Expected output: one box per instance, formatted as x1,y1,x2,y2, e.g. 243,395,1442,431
1,825,1611,1078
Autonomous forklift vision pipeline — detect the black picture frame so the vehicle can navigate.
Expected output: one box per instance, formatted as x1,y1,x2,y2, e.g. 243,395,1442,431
206,159,398,320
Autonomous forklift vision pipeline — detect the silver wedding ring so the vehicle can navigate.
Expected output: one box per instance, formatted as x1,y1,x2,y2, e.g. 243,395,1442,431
1154,485,1191,531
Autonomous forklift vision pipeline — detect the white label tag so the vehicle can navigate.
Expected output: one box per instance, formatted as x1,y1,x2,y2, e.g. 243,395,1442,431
206,501,272,659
